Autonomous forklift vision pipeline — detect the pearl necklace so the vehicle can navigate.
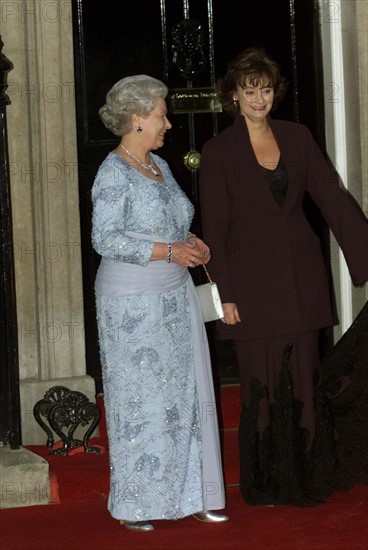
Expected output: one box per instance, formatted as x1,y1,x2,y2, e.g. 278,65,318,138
119,143,160,177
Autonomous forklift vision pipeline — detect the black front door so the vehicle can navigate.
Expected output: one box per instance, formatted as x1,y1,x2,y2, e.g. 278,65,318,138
72,0,326,393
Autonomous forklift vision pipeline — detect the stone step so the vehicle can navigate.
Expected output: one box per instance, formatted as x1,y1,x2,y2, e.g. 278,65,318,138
0,446,51,509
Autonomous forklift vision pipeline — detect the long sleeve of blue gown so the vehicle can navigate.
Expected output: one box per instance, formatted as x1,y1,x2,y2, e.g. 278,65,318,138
91,157,154,265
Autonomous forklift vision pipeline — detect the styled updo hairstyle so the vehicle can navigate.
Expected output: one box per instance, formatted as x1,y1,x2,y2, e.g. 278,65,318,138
99,75,168,136
217,48,288,117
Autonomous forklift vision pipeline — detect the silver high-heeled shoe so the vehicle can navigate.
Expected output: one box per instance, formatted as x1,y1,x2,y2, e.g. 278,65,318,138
119,520,154,531
193,510,229,523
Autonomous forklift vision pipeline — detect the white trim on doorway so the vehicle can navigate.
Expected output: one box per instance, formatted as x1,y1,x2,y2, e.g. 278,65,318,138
319,0,353,335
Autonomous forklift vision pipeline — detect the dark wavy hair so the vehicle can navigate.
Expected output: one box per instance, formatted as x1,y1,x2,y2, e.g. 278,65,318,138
217,48,288,117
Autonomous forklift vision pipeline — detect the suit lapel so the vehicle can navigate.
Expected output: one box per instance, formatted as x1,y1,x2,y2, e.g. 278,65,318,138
233,116,290,213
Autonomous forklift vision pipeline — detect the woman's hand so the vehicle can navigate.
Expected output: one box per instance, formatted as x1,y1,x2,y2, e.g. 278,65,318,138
172,240,210,267
186,235,211,265
151,238,210,267
222,303,241,325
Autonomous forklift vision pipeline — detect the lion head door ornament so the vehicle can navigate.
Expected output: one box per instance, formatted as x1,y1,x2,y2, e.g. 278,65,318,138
171,19,207,80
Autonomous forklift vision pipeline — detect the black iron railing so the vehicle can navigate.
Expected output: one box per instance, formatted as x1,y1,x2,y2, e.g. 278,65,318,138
0,35,21,449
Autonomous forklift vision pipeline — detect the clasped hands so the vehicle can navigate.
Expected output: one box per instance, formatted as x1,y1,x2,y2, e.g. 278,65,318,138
172,236,211,267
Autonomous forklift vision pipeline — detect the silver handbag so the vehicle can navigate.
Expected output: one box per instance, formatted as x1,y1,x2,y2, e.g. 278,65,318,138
195,265,225,323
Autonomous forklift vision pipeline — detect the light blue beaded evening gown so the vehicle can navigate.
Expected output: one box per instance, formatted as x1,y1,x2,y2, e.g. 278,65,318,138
92,152,225,521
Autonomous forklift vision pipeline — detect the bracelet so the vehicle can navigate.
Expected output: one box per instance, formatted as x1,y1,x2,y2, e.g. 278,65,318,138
187,232,196,239
167,242,172,263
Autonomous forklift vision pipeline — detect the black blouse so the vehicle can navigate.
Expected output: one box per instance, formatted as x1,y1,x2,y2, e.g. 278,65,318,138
261,158,289,208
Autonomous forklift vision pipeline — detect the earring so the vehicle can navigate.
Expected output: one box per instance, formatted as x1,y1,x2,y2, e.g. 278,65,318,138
136,126,142,133
233,98,238,106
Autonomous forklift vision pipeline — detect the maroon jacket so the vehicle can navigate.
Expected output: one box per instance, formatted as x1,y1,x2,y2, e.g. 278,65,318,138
199,115,368,340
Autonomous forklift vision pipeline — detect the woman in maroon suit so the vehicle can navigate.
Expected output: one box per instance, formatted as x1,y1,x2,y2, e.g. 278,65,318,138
199,48,368,506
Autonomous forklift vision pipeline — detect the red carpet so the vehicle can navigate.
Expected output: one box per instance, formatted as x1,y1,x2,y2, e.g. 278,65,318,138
216,384,241,428
1,484,367,550
2,384,366,549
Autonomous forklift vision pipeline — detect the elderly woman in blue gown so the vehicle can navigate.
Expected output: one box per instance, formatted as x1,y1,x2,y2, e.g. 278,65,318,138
91,75,228,532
